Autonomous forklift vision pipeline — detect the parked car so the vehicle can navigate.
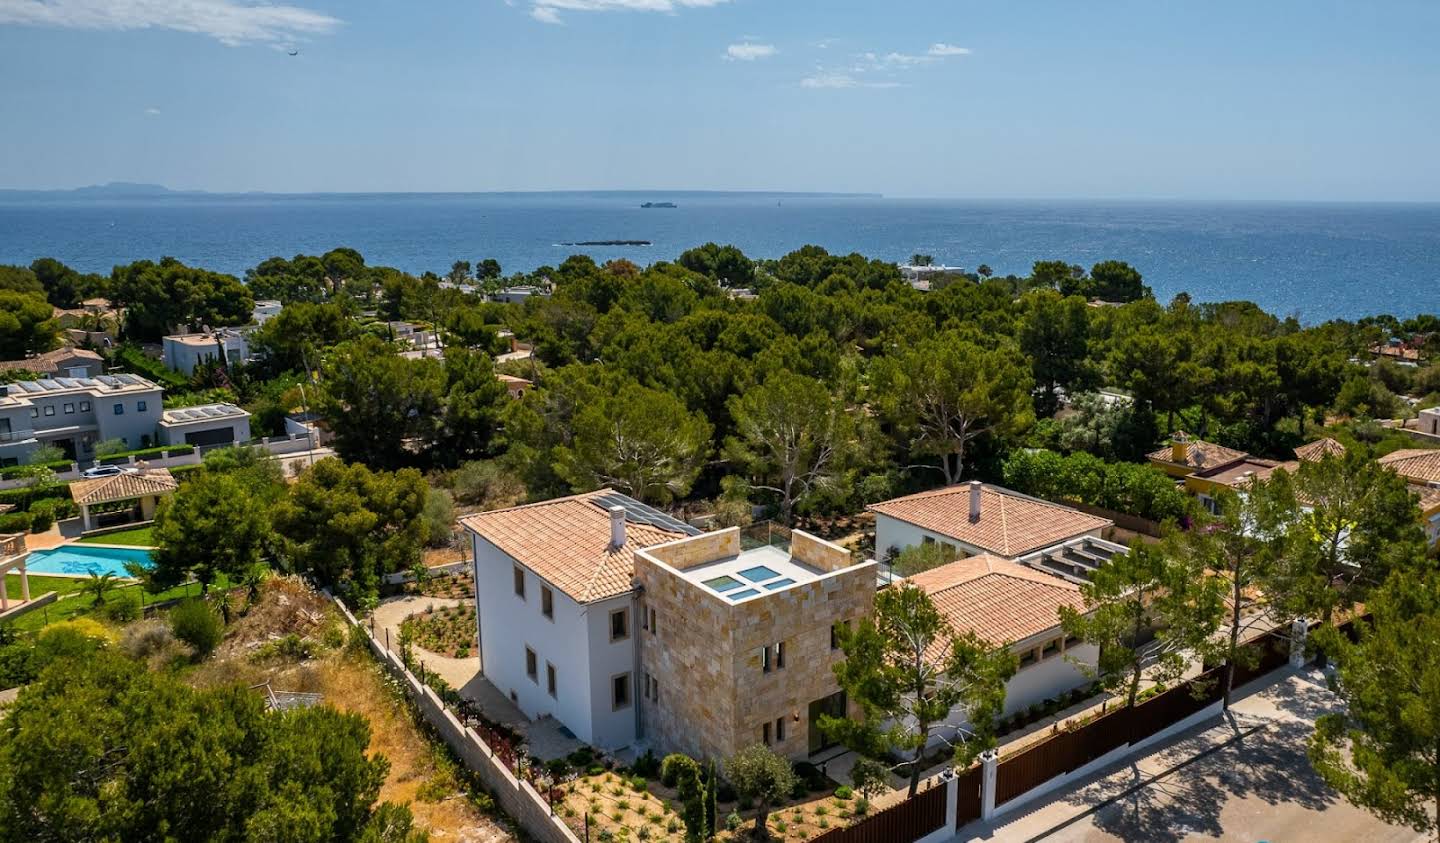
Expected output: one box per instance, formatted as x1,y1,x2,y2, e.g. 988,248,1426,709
80,464,136,479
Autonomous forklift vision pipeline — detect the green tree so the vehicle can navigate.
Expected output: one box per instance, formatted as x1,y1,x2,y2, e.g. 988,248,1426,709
872,333,1034,484
476,258,503,281
0,265,43,295
438,347,510,464
0,290,60,357
1060,541,1223,709
245,254,331,303
316,336,445,469
822,585,1017,798
0,649,402,842
554,381,712,504
81,572,117,607
30,257,101,308
669,754,707,843
1262,452,1428,634
168,598,224,658
250,301,358,373
273,458,428,606
724,745,797,841
151,470,272,594
1019,290,1093,415
1309,571,1440,839
1087,260,1151,302
109,257,253,341
725,371,857,524
447,260,472,284
677,242,755,288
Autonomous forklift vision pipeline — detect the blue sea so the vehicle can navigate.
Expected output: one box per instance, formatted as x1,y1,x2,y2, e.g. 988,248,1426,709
1,191,1437,322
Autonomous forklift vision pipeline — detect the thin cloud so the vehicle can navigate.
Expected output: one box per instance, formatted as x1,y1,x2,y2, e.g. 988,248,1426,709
724,41,775,61
529,0,730,24
800,72,901,90
144,106,161,115
928,43,970,56
0,0,340,46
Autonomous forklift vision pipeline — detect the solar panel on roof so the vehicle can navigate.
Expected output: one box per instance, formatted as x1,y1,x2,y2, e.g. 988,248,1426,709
590,492,701,536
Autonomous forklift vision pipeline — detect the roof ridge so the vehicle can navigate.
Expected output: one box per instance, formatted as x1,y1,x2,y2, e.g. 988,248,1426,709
459,488,614,523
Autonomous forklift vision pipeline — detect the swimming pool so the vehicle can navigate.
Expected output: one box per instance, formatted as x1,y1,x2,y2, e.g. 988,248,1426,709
23,545,154,578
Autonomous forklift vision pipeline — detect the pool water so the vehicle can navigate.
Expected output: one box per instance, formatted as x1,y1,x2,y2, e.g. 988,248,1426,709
24,545,154,578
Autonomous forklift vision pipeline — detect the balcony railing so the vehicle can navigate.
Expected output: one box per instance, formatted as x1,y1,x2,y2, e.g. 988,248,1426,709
0,532,26,559
0,429,36,444
739,520,791,553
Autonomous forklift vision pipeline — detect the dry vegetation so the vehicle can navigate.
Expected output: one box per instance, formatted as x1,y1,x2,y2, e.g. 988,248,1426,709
187,577,517,843
406,569,476,600
401,604,478,658
559,770,871,843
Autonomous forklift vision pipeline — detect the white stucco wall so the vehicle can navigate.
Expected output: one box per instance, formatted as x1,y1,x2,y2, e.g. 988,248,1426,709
585,594,639,750
471,532,598,745
1001,643,1098,715
874,512,1103,562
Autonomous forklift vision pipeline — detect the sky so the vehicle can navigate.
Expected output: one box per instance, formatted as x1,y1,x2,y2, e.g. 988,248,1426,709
1,0,1438,200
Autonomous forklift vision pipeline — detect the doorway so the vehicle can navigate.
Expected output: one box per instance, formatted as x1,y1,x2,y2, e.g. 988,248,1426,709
807,690,847,755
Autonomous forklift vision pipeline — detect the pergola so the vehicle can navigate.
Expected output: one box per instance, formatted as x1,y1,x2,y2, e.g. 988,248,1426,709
69,470,179,532
0,533,30,613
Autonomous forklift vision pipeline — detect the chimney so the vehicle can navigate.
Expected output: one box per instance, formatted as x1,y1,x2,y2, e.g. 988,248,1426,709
1171,432,1189,463
968,481,983,523
609,506,626,549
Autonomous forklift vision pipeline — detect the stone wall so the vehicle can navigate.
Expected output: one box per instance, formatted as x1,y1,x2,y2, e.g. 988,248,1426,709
790,530,851,572
643,528,740,571
330,596,581,843
634,548,877,762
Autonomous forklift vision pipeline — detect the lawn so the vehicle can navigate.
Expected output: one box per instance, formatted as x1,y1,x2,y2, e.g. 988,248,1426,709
78,526,155,546
2,570,228,634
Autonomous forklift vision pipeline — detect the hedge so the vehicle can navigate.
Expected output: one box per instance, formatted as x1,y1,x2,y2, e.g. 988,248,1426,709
1002,449,1190,524
0,460,73,479
98,444,195,463
0,484,71,510
115,344,188,389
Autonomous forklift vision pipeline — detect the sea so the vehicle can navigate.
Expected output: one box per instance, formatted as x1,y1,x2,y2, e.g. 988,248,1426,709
1,191,1437,322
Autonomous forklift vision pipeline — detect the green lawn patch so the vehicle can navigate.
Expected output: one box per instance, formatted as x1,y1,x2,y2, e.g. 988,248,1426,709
78,526,155,546
2,570,229,634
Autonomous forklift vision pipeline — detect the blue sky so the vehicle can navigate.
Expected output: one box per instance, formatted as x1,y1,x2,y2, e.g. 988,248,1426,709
2,0,1438,199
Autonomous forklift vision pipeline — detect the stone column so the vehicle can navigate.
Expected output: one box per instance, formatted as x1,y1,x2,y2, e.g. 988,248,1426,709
1290,618,1310,669
19,561,29,602
942,767,959,831
980,748,1000,821
81,503,93,533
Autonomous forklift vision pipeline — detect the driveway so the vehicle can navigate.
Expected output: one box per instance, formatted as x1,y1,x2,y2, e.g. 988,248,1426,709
980,669,1423,843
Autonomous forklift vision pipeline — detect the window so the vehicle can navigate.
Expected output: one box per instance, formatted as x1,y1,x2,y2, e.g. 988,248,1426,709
541,586,553,619
775,717,786,742
1062,634,1081,650
79,400,90,412
610,608,629,642
612,673,631,710
513,566,525,599
113,403,123,415
831,620,850,651
546,663,556,697
762,645,772,674
43,406,54,416
921,535,936,546
641,602,649,631
775,641,785,670
649,607,657,635
653,680,659,704
63,403,74,414
1018,648,1037,669
762,722,772,746
137,400,147,412
28,408,37,419
761,642,785,673
525,647,537,682
941,542,959,561
1041,639,1061,660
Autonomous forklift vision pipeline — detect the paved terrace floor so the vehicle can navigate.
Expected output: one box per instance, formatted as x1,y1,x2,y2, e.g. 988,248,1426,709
371,595,584,761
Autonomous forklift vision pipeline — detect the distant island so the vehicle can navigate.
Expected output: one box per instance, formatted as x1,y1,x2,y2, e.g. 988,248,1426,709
559,240,652,246
641,202,677,209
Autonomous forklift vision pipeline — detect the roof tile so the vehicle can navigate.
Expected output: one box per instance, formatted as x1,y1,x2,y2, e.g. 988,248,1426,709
868,483,1111,558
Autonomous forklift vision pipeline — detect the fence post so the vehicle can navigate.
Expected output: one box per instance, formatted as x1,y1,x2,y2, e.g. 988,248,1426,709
980,749,999,821
1289,618,1310,669
942,768,959,831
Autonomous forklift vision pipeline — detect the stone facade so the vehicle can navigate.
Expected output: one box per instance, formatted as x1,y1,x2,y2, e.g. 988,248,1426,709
634,529,875,762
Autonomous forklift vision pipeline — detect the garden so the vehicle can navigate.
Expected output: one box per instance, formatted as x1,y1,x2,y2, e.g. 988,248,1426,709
403,567,475,600
399,603,478,658
552,749,881,843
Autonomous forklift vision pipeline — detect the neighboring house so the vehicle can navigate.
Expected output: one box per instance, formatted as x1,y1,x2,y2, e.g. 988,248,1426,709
898,264,967,291
252,300,283,325
462,490,699,750
1146,432,1290,513
634,525,874,761
1370,339,1422,365
158,403,252,449
463,489,875,760
487,285,549,305
1419,407,1440,437
498,374,532,399
1377,448,1440,545
868,481,1116,563
162,329,251,376
0,348,104,379
0,374,162,466
907,555,1099,731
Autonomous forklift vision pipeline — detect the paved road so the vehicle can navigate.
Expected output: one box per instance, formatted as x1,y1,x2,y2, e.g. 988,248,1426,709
1028,671,1423,843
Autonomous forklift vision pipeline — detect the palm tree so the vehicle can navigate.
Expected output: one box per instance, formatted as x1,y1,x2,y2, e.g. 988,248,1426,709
83,572,117,607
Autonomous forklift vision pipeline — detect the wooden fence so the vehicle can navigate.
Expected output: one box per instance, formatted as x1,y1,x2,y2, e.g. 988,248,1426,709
953,764,983,828
808,781,947,843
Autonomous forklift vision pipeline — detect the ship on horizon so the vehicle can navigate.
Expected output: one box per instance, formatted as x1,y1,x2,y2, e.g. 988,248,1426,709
640,201,677,209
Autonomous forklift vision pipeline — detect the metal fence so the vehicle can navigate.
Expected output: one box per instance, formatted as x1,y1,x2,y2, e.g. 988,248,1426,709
808,781,947,843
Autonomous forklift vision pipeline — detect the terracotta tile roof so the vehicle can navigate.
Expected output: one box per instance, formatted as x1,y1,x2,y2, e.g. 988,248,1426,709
0,347,103,374
907,555,1084,650
1294,438,1347,462
868,483,1112,558
69,470,178,506
1146,433,1248,472
1379,449,1440,485
459,490,690,604
1416,484,1440,513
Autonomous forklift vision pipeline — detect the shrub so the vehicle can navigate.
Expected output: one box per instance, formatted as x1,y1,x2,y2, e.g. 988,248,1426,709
660,753,695,788
26,499,57,532
105,590,141,622
629,775,647,792
833,785,853,800
725,811,742,831
169,598,223,659
631,748,661,779
0,511,33,534
855,797,870,815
